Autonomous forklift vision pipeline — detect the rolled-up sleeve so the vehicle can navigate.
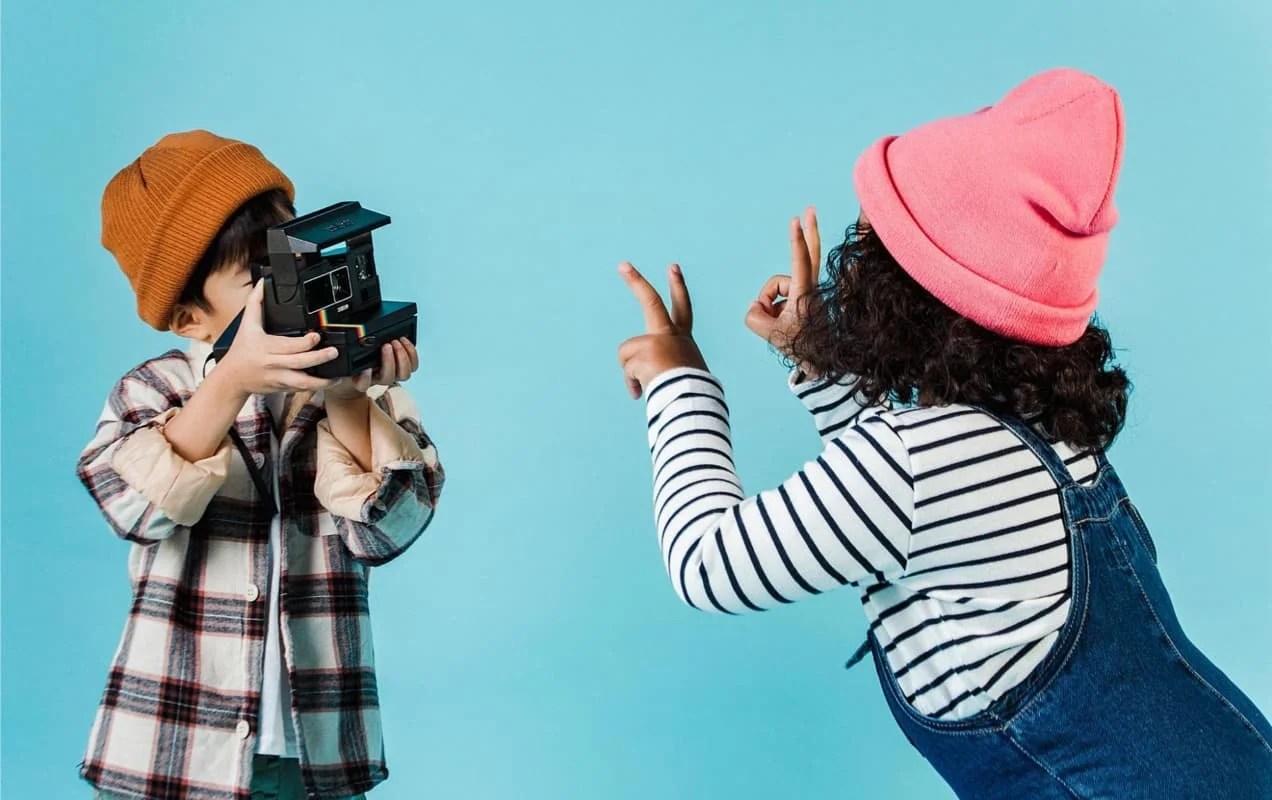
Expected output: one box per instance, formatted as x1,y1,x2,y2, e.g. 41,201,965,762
313,384,444,565
77,374,231,544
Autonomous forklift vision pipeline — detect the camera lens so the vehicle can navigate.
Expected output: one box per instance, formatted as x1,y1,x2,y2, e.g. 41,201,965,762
331,269,350,302
303,266,353,313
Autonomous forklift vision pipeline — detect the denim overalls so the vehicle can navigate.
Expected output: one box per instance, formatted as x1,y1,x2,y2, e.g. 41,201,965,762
863,411,1272,798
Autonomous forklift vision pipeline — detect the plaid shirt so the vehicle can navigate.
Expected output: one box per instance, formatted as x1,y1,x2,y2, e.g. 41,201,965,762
76,341,444,800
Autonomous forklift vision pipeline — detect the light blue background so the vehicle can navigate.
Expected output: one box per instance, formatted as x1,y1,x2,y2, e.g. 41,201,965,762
3,2,1270,798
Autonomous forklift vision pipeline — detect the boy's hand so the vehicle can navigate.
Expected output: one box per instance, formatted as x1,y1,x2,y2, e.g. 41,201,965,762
321,337,419,473
617,263,707,400
219,281,340,395
745,206,821,358
325,338,420,402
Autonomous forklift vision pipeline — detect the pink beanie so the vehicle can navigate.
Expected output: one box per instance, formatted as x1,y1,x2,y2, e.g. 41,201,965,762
853,68,1124,346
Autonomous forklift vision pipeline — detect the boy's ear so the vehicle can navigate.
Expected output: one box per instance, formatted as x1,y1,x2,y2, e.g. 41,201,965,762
170,303,206,340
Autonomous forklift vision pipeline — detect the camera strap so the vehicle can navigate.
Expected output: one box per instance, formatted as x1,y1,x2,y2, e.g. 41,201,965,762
202,352,279,516
228,427,278,516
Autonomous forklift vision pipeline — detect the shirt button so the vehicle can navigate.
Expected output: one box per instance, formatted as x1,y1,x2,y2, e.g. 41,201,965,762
235,720,251,739
245,583,260,602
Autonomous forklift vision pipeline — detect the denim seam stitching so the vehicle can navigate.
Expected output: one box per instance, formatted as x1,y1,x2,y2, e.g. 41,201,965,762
1072,462,1112,493
879,442,1090,735
1001,486,1091,725
983,413,1092,728
867,623,1008,735
1002,730,1084,799
1069,494,1131,527
1122,502,1158,562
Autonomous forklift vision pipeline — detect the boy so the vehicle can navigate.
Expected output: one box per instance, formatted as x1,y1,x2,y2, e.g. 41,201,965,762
78,130,444,800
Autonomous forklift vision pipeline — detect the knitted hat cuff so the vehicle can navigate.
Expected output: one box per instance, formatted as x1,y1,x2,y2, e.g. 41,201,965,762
854,135,1098,346
135,142,293,330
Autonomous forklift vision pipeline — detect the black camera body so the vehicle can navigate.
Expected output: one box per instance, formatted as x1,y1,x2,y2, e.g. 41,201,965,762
212,201,417,379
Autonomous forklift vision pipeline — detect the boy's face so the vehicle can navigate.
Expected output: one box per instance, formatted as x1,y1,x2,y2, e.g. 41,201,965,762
172,263,254,344
172,209,295,343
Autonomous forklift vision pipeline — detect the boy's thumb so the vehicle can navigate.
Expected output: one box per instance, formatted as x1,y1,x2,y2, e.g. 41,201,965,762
243,280,264,322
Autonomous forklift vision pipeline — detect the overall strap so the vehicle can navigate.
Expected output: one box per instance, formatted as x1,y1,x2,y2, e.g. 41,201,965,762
976,408,1081,489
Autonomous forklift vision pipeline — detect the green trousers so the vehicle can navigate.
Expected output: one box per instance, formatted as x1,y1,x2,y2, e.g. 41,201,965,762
94,754,368,799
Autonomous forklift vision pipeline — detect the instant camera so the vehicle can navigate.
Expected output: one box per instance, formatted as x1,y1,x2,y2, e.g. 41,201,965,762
212,201,417,379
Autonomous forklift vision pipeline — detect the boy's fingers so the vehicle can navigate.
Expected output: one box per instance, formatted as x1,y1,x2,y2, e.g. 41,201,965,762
276,347,339,371
241,280,266,329
402,338,420,372
275,371,334,392
393,342,406,381
803,206,821,285
381,343,399,382
391,340,409,380
270,331,323,354
667,264,693,331
619,262,674,333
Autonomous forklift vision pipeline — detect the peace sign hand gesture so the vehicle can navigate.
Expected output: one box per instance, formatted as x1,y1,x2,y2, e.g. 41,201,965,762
744,206,821,360
617,262,708,399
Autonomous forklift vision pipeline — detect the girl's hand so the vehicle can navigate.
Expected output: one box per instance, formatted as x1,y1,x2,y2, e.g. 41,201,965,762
220,280,339,395
617,262,707,399
745,206,821,359
325,337,420,403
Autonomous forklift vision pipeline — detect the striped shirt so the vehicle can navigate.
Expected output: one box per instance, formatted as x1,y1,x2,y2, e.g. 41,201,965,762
644,367,1098,721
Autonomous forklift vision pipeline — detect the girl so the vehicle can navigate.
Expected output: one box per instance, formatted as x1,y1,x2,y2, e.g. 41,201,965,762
616,68,1272,798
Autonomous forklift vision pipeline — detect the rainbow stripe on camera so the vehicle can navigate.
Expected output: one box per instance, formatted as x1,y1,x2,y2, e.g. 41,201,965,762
317,308,366,340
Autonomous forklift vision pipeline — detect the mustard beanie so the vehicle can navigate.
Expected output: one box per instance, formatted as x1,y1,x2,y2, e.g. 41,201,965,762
101,129,295,330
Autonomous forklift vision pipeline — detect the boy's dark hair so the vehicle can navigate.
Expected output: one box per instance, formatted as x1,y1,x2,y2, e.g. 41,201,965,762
787,224,1130,452
175,189,295,315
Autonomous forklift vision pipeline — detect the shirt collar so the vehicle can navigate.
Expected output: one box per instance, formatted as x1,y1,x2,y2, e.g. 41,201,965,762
187,339,216,384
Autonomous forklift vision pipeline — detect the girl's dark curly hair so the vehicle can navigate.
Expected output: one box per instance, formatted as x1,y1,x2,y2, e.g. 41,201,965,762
786,224,1130,452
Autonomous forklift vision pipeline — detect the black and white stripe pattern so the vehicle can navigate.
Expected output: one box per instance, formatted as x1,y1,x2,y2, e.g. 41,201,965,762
644,368,1098,720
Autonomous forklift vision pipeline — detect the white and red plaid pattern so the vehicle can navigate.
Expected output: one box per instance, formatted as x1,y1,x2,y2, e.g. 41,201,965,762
76,343,444,800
